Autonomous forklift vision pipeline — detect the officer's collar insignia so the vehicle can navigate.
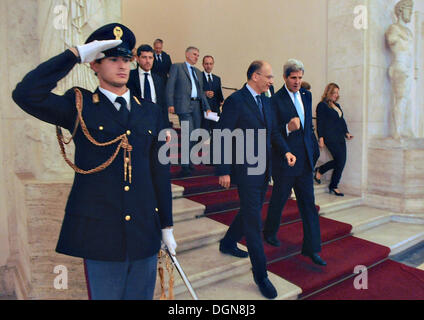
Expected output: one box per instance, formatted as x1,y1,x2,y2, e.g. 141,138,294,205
133,96,141,105
113,26,123,40
92,93,100,104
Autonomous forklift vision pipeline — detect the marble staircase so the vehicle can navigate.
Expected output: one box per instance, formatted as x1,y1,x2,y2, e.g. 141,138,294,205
158,178,424,300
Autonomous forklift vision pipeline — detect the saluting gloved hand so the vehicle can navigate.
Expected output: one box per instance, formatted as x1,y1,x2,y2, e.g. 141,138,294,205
76,39,122,63
162,228,177,256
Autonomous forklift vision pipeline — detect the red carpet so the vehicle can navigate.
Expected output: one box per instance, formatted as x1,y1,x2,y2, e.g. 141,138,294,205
170,164,215,179
261,217,352,262
187,186,273,214
169,138,424,299
267,236,390,297
173,175,234,196
307,259,424,300
208,200,303,226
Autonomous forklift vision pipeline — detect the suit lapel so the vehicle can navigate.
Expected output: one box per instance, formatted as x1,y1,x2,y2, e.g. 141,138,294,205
300,89,310,130
127,95,149,129
132,68,142,98
281,85,306,131
95,88,124,126
183,63,192,83
241,85,265,125
262,94,272,129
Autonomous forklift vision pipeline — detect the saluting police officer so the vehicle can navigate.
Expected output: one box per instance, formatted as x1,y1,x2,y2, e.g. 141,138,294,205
12,23,177,300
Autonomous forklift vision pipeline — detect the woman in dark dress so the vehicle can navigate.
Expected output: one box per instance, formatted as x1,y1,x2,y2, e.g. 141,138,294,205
314,83,353,196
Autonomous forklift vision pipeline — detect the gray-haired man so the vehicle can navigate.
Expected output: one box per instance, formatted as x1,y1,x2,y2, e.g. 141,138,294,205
166,46,211,176
263,59,325,266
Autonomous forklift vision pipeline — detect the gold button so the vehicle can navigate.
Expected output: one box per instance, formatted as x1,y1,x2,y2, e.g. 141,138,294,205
99,126,104,130
126,130,131,135
155,208,159,212
148,130,152,134
125,215,131,221
124,186,130,191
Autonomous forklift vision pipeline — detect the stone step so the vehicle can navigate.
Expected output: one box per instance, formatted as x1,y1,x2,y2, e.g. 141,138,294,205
325,205,393,233
154,242,251,299
173,217,228,253
174,270,302,300
355,220,424,256
315,193,362,215
172,198,206,222
171,184,184,199
313,183,328,195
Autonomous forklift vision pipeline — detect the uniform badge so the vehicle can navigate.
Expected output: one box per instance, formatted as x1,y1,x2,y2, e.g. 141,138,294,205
92,93,100,103
113,26,123,40
133,96,141,105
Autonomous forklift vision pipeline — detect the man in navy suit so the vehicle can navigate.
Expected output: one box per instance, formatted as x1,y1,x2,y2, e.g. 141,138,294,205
152,39,172,83
202,55,224,117
263,59,326,266
127,44,170,130
216,61,296,299
12,23,176,299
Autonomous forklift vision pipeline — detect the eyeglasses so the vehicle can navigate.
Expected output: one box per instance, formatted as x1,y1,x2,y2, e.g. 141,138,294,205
256,72,274,80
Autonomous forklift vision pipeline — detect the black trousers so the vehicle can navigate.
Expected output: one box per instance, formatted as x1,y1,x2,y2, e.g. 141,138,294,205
222,177,269,281
318,140,346,189
264,163,322,255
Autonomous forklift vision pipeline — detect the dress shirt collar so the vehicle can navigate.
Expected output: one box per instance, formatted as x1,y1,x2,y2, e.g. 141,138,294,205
99,87,131,111
138,66,152,76
246,83,261,99
204,71,213,80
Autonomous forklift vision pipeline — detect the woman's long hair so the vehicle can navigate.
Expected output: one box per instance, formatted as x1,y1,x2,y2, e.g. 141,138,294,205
321,83,340,103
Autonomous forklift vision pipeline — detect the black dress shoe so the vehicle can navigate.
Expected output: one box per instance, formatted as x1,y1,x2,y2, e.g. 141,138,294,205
329,188,344,197
263,233,281,247
219,240,249,258
305,253,327,266
314,168,321,184
254,276,278,299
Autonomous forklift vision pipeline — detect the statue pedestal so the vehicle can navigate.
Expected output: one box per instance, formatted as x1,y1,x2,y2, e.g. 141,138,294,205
366,137,424,214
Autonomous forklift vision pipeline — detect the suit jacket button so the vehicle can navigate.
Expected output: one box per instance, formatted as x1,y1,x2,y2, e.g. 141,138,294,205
155,208,159,212
125,215,131,221
148,130,152,134
99,126,104,130
124,186,130,191
126,130,131,135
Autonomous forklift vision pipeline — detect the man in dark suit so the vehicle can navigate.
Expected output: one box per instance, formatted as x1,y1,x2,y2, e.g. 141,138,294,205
127,44,170,130
202,55,224,131
12,23,176,300
263,59,326,266
166,46,211,176
216,61,296,299
152,38,172,83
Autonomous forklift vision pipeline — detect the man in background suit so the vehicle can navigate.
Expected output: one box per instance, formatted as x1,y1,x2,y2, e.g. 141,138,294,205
166,46,211,176
216,60,296,299
263,59,326,266
127,44,169,130
202,55,224,136
152,39,172,83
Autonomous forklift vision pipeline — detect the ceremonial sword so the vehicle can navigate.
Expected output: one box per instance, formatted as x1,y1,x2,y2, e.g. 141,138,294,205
166,248,199,300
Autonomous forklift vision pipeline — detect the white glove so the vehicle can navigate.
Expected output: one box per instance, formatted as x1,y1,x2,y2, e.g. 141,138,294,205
76,39,122,63
162,228,177,256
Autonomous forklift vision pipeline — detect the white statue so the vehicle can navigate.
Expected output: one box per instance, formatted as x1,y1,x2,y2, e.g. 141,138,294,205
385,0,415,139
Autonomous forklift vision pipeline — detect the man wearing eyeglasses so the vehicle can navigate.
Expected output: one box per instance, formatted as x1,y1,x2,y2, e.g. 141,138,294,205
216,60,295,299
